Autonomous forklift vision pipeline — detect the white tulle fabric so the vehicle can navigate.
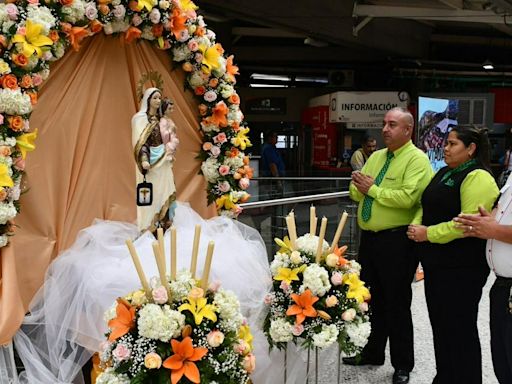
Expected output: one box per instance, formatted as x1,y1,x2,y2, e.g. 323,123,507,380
8,203,275,383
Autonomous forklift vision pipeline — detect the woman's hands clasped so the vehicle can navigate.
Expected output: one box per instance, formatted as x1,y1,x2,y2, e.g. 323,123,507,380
407,224,428,242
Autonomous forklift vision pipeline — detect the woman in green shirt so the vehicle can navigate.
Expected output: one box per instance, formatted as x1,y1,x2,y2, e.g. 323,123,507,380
407,126,499,384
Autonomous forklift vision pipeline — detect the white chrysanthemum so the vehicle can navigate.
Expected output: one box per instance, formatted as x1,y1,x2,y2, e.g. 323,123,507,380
0,155,13,170
112,0,121,5
0,235,8,247
312,324,339,348
301,264,331,297
0,202,17,225
96,368,130,384
346,320,371,348
0,5,8,27
137,304,185,342
269,318,293,343
141,26,155,40
103,301,118,325
231,190,248,201
0,138,16,147
2,20,15,34
26,5,56,34
111,19,129,33
296,233,329,256
270,252,290,276
169,269,196,302
348,260,362,274
212,56,227,78
200,121,220,133
201,158,220,183
218,83,234,99
61,0,87,23
227,108,243,125
9,183,20,201
0,59,10,75
219,209,236,218
213,289,241,322
172,45,191,62
188,71,206,87
52,41,66,59
0,89,32,115
223,155,244,171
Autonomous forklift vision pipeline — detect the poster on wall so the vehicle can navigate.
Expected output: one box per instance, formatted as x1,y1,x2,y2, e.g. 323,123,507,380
418,96,459,172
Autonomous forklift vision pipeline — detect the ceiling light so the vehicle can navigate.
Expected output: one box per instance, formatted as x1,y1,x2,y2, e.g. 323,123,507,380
304,37,328,48
250,73,291,81
482,59,494,70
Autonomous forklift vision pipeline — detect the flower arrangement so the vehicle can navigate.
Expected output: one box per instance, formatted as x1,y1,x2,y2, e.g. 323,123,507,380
263,208,371,355
0,0,250,247
97,228,255,383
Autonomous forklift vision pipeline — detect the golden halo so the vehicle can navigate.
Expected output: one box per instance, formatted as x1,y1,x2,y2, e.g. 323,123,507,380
136,71,164,100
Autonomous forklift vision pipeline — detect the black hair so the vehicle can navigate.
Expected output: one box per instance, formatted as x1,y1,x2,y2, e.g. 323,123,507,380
450,125,492,173
264,130,277,142
361,134,376,144
160,98,174,115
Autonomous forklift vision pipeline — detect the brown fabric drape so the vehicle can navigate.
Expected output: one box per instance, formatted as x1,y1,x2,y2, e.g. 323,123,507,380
0,34,216,344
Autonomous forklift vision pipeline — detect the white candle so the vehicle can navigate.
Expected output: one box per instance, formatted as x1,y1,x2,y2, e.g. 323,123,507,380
309,205,316,235
201,241,215,290
157,228,165,276
170,226,177,281
152,241,169,292
315,217,328,263
330,211,349,252
286,212,297,250
190,225,201,279
125,239,151,299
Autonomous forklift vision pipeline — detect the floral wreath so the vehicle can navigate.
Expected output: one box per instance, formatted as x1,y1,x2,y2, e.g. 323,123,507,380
0,0,252,248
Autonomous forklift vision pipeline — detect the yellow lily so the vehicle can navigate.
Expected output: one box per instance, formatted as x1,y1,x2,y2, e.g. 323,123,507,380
178,0,198,12
231,127,252,150
136,0,154,11
199,43,221,74
179,297,217,325
343,273,370,304
16,129,37,159
0,164,13,188
274,265,306,285
238,324,254,351
12,20,53,58
274,236,293,254
216,193,236,211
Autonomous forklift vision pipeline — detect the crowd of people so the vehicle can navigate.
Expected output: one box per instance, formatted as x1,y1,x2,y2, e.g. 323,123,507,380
347,107,511,384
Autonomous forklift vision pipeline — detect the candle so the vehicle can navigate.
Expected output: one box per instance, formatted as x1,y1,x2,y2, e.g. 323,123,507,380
201,241,215,290
170,226,177,281
330,211,349,252
315,217,328,263
125,239,151,299
286,212,297,250
152,241,169,291
312,217,318,237
190,225,201,278
157,228,165,276
309,205,316,235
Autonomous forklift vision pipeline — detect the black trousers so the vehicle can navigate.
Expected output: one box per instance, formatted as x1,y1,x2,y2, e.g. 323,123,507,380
358,228,418,371
490,277,512,384
423,265,489,384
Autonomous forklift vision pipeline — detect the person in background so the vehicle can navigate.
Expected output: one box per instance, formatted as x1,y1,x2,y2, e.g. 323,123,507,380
346,107,433,384
454,173,512,384
407,126,499,384
497,142,512,188
261,131,285,197
350,134,377,171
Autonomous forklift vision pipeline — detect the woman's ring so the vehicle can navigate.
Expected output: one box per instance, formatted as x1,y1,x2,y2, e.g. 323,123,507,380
469,225,473,231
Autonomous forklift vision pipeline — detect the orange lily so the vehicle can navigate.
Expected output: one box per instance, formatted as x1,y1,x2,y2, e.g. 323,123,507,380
107,298,136,341
333,245,348,267
163,337,208,384
225,55,239,83
125,26,142,44
286,289,318,325
170,8,187,39
67,26,89,51
203,101,228,128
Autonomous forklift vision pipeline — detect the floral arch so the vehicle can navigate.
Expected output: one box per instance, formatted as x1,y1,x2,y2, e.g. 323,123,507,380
0,0,252,249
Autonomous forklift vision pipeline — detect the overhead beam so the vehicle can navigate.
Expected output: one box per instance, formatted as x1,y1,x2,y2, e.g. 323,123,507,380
354,4,508,24
437,0,463,8
231,27,303,38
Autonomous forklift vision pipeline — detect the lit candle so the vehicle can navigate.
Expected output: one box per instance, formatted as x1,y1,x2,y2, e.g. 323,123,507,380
170,226,177,281
190,225,201,279
201,241,215,290
315,217,328,263
309,205,316,235
152,241,169,291
125,239,151,299
330,211,348,252
157,228,166,276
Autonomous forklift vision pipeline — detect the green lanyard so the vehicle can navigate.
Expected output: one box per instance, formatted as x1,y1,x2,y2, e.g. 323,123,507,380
440,159,477,186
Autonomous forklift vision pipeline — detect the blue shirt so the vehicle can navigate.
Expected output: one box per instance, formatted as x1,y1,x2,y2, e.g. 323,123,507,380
261,143,285,177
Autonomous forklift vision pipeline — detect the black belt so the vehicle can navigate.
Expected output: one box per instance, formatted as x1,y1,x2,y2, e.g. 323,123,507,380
495,276,512,287
362,225,408,236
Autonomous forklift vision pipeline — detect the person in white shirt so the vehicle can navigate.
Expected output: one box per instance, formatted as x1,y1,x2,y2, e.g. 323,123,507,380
454,173,512,384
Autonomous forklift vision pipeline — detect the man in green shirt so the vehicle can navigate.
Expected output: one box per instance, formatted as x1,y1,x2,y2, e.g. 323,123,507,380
344,107,433,384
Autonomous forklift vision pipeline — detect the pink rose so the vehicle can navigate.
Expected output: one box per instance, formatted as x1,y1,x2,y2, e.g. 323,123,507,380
84,4,98,20
210,145,221,157
27,0,40,4
113,5,126,19
32,74,43,86
188,40,199,51
13,157,25,171
0,114,4,125
264,293,273,305
42,51,53,61
239,177,250,190
5,4,18,20
207,330,225,347
177,29,189,42
16,26,26,36
203,90,217,103
208,280,221,292
149,8,161,24
279,280,290,293
233,339,250,355
242,354,256,373
218,181,230,193
292,324,304,336
152,286,168,304
132,14,143,26
112,344,131,361
213,132,227,144
359,302,369,312
331,272,343,286
194,52,203,63
341,308,356,322
218,165,230,176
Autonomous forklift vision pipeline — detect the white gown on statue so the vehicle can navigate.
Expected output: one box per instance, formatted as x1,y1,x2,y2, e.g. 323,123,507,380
11,202,273,384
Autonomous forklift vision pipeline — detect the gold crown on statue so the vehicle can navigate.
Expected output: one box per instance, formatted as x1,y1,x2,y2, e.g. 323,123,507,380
136,71,164,100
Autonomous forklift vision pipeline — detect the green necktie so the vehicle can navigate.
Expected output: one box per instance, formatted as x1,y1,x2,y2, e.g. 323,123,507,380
361,151,394,222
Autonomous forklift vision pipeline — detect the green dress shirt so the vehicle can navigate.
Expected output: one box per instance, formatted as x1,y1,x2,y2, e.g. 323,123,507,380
422,169,499,244
349,140,433,231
